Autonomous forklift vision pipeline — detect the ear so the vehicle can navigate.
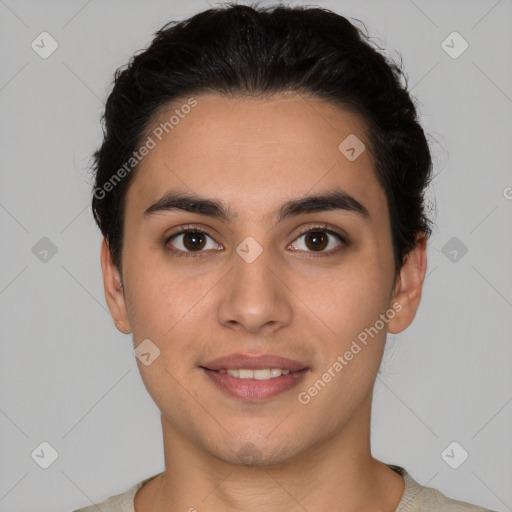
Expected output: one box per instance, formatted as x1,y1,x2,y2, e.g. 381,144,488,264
100,237,132,334
387,232,428,334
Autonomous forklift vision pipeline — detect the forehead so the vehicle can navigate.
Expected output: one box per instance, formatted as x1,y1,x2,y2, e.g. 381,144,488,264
125,92,386,224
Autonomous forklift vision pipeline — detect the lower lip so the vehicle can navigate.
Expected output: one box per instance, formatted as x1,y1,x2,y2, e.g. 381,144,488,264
201,368,309,401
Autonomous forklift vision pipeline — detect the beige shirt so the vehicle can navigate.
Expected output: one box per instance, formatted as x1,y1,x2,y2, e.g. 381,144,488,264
72,465,496,512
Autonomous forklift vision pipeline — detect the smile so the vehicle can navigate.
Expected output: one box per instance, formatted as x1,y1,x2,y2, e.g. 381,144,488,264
218,368,291,379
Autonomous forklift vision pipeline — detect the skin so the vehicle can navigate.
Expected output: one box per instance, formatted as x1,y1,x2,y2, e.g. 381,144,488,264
101,92,427,512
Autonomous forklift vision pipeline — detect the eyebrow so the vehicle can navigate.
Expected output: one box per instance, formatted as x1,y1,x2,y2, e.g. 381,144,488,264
143,188,370,223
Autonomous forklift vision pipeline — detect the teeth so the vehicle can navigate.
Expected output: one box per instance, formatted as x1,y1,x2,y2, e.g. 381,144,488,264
221,368,291,379
239,369,254,379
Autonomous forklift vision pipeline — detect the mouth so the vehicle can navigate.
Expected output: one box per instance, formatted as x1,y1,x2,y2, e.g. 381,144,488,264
200,353,309,401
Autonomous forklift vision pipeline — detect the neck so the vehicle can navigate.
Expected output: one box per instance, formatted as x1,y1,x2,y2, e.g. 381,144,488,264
135,396,405,512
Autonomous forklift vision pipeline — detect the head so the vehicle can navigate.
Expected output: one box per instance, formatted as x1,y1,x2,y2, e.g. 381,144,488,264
93,3,432,466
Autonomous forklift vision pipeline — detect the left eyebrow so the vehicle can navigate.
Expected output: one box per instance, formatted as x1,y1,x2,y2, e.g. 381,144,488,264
276,189,369,223
143,188,370,223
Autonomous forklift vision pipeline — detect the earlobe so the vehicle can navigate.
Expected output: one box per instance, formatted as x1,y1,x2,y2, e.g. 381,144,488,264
387,232,428,334
100,237,132,334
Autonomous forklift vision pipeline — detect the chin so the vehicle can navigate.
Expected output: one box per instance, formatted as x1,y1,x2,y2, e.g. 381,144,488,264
207,437,302,468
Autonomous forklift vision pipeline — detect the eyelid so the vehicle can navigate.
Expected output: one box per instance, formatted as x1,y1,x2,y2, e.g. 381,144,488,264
294,223,348,244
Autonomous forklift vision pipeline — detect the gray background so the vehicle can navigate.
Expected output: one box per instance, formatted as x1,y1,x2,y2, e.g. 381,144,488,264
1,0,511,510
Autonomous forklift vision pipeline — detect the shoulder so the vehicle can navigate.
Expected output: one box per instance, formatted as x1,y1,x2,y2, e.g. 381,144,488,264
71,486,136,512
392,465,497,512
71,473,161,512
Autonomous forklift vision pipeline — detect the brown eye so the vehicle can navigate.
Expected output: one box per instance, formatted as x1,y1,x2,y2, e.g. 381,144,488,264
304,231,329,251
289,227,345,254
182,231,207,251
167,229,221,256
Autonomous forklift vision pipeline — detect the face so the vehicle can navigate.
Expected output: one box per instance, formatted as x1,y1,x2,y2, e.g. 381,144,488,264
101,93,426,466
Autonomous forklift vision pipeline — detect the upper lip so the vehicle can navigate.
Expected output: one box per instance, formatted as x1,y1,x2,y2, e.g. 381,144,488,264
201,353,308,371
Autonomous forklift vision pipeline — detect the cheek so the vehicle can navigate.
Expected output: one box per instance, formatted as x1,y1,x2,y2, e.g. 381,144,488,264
123,252,219,356
295,269,392,417
308,260,392,341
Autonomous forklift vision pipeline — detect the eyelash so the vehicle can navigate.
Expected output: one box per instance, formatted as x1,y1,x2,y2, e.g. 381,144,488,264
164,223,347,259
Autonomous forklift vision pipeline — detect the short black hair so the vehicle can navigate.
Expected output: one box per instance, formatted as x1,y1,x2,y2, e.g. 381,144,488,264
91,2,434,277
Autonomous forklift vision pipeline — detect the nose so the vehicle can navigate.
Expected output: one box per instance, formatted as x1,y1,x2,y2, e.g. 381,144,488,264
216,244,293,335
